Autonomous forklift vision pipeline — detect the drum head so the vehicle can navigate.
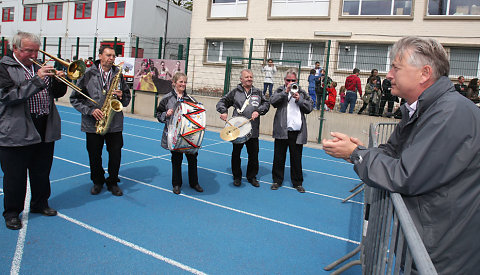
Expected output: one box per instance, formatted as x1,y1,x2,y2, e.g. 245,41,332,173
167,101,206,153
227,116,252,144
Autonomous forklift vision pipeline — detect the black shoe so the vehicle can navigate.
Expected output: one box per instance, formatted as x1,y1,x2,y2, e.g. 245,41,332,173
30,207,57,216
5,217,22,230
271,182,281,190
248,178,260,187
91,184,103,195
191,184,203,192
173,186,181,195
107,185,123,196
233,179,242,187
295,186,306,193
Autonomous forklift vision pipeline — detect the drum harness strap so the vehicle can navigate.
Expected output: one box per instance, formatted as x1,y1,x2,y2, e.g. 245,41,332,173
236,90,252,115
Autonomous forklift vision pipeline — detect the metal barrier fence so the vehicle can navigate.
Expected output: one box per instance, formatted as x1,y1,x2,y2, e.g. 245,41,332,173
325,123,437,275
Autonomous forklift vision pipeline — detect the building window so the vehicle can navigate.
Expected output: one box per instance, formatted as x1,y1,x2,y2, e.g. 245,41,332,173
337,43,391,72
427,0,480,15
449,47,480,77
342,0,412,16
2,7,14,22
206,40,244,63
106,1,126,18
75,2,92,19
210,0,248,18
48,4,63,20
24,6,37,21
268,41,325,67
271,0,330,17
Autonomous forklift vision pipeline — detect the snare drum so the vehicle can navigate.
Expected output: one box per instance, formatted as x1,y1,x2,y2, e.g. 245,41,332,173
167,101,206,154
227,116,252,144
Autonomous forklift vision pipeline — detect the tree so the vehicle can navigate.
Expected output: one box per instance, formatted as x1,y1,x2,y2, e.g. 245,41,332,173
171,0,193,11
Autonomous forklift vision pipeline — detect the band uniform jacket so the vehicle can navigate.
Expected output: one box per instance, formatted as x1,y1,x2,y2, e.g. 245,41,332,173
70,60,131,133
0,54,67,146
353,76,480,274
216,84,270,139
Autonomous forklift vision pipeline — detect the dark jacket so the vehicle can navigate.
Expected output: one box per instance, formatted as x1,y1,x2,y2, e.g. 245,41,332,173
354,76,480,274
0,54,67,146
156,90,198,150
70,60,131,133
216,84,269,138
270,85,313,144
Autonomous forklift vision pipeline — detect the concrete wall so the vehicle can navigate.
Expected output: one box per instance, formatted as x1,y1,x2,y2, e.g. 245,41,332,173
57,90,395,146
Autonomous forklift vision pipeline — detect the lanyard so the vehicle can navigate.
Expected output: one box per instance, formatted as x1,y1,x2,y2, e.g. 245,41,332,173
13,53,35,78
99,65,112,91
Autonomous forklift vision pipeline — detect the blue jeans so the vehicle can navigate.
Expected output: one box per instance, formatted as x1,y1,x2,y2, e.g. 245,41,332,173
308,87,316,108
263,83,273,96
340,91,357,113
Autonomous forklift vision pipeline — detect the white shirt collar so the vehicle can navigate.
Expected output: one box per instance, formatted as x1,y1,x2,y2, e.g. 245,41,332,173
405,100,418,118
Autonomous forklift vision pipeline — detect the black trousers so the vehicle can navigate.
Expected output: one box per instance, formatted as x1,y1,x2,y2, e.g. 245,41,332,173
378,94,395,116
86,132,123,186
1,141,54,219
171,151,198,187
272,131,304,187
232,137,259,180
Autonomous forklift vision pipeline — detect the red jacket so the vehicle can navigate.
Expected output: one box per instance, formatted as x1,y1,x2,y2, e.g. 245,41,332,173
345,74,362,96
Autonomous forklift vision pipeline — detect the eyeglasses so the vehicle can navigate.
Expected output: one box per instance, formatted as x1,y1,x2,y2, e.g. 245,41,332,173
285,79,297,82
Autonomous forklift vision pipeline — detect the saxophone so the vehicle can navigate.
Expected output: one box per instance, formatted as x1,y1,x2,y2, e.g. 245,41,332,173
95,65,124,135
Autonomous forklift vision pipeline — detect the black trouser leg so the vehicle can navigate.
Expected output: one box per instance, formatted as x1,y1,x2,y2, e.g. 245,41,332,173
358,102,368,114
231,143,244,180
86,133,106,186
186,152,198,187
245,138,259,180
171,151,183,187
0,146,29,219
378,95,387,116
272,138,288,185
387,99,395,113
28,142,54,211
105,132,123,185
287,132,303,187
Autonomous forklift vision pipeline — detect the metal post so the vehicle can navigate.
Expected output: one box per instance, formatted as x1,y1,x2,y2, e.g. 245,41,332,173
93,37,97,59
177,44,184,60
154,92,159,117
223,56,232,96
158,37,163,59
135,37,139,58
75,37,80,60
248,38,253,69
42,37,47,62
113,37,118,55
1,37,4,58
318,40,332,143
185,37,190,74
58,37,62,58
163,0,170,59
131,90,136,114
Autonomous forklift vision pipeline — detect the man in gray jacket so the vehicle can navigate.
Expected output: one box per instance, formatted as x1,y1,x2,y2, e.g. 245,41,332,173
217,69,269,187
270,69,314,193
0,31,67,230
70,45,131,196
323,36,480,274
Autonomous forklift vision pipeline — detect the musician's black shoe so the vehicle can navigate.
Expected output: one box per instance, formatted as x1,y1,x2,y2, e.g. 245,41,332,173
248,178,260,187
191,184,203,193
107,185,123,196
295,185,306,193
91,184,103,195
233,179,242,187
30,207,57,216
173,186,181,195
5,216,22,230
271,182,281,190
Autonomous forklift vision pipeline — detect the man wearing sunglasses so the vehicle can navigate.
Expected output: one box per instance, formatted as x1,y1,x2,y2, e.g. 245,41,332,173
270,69,314,193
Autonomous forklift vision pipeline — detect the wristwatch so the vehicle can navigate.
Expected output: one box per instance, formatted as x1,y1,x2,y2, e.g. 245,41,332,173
350,145,367,164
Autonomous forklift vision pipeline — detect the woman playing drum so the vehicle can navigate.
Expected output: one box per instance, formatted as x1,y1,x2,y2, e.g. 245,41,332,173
156,73,204,195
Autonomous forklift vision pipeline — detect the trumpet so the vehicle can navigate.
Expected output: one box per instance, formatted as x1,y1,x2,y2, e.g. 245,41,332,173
290,83,299,95
29,50,98,105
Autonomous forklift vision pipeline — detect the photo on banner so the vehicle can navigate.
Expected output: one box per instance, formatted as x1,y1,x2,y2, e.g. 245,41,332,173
133,59,185,93
114,57,136,82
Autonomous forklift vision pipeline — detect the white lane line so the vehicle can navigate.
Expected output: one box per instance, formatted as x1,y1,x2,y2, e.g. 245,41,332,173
0,187,3,196
57,213,207,275
51,172,91,183
10,180,31,275
201,148,360,181
119,174,361,245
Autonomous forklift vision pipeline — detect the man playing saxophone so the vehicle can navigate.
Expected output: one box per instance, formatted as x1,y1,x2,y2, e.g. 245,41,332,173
70,45,131,196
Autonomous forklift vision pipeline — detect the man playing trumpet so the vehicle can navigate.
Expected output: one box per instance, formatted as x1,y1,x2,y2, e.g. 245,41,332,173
0,31,67,230
70,45,131,196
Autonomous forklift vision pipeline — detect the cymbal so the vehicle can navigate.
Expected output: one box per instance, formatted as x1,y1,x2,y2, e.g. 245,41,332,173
220,126,240,141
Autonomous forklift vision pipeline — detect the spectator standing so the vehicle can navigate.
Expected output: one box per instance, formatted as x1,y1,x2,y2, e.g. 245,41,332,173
262,58,277,97
378,78,396,117
340,68,362,113
323,36,480,274
454,76,467,97
358,76,380,115
307,69,319,108
314,61,322,76
325,81,338,111
466,78,479,103
339,86,346,111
